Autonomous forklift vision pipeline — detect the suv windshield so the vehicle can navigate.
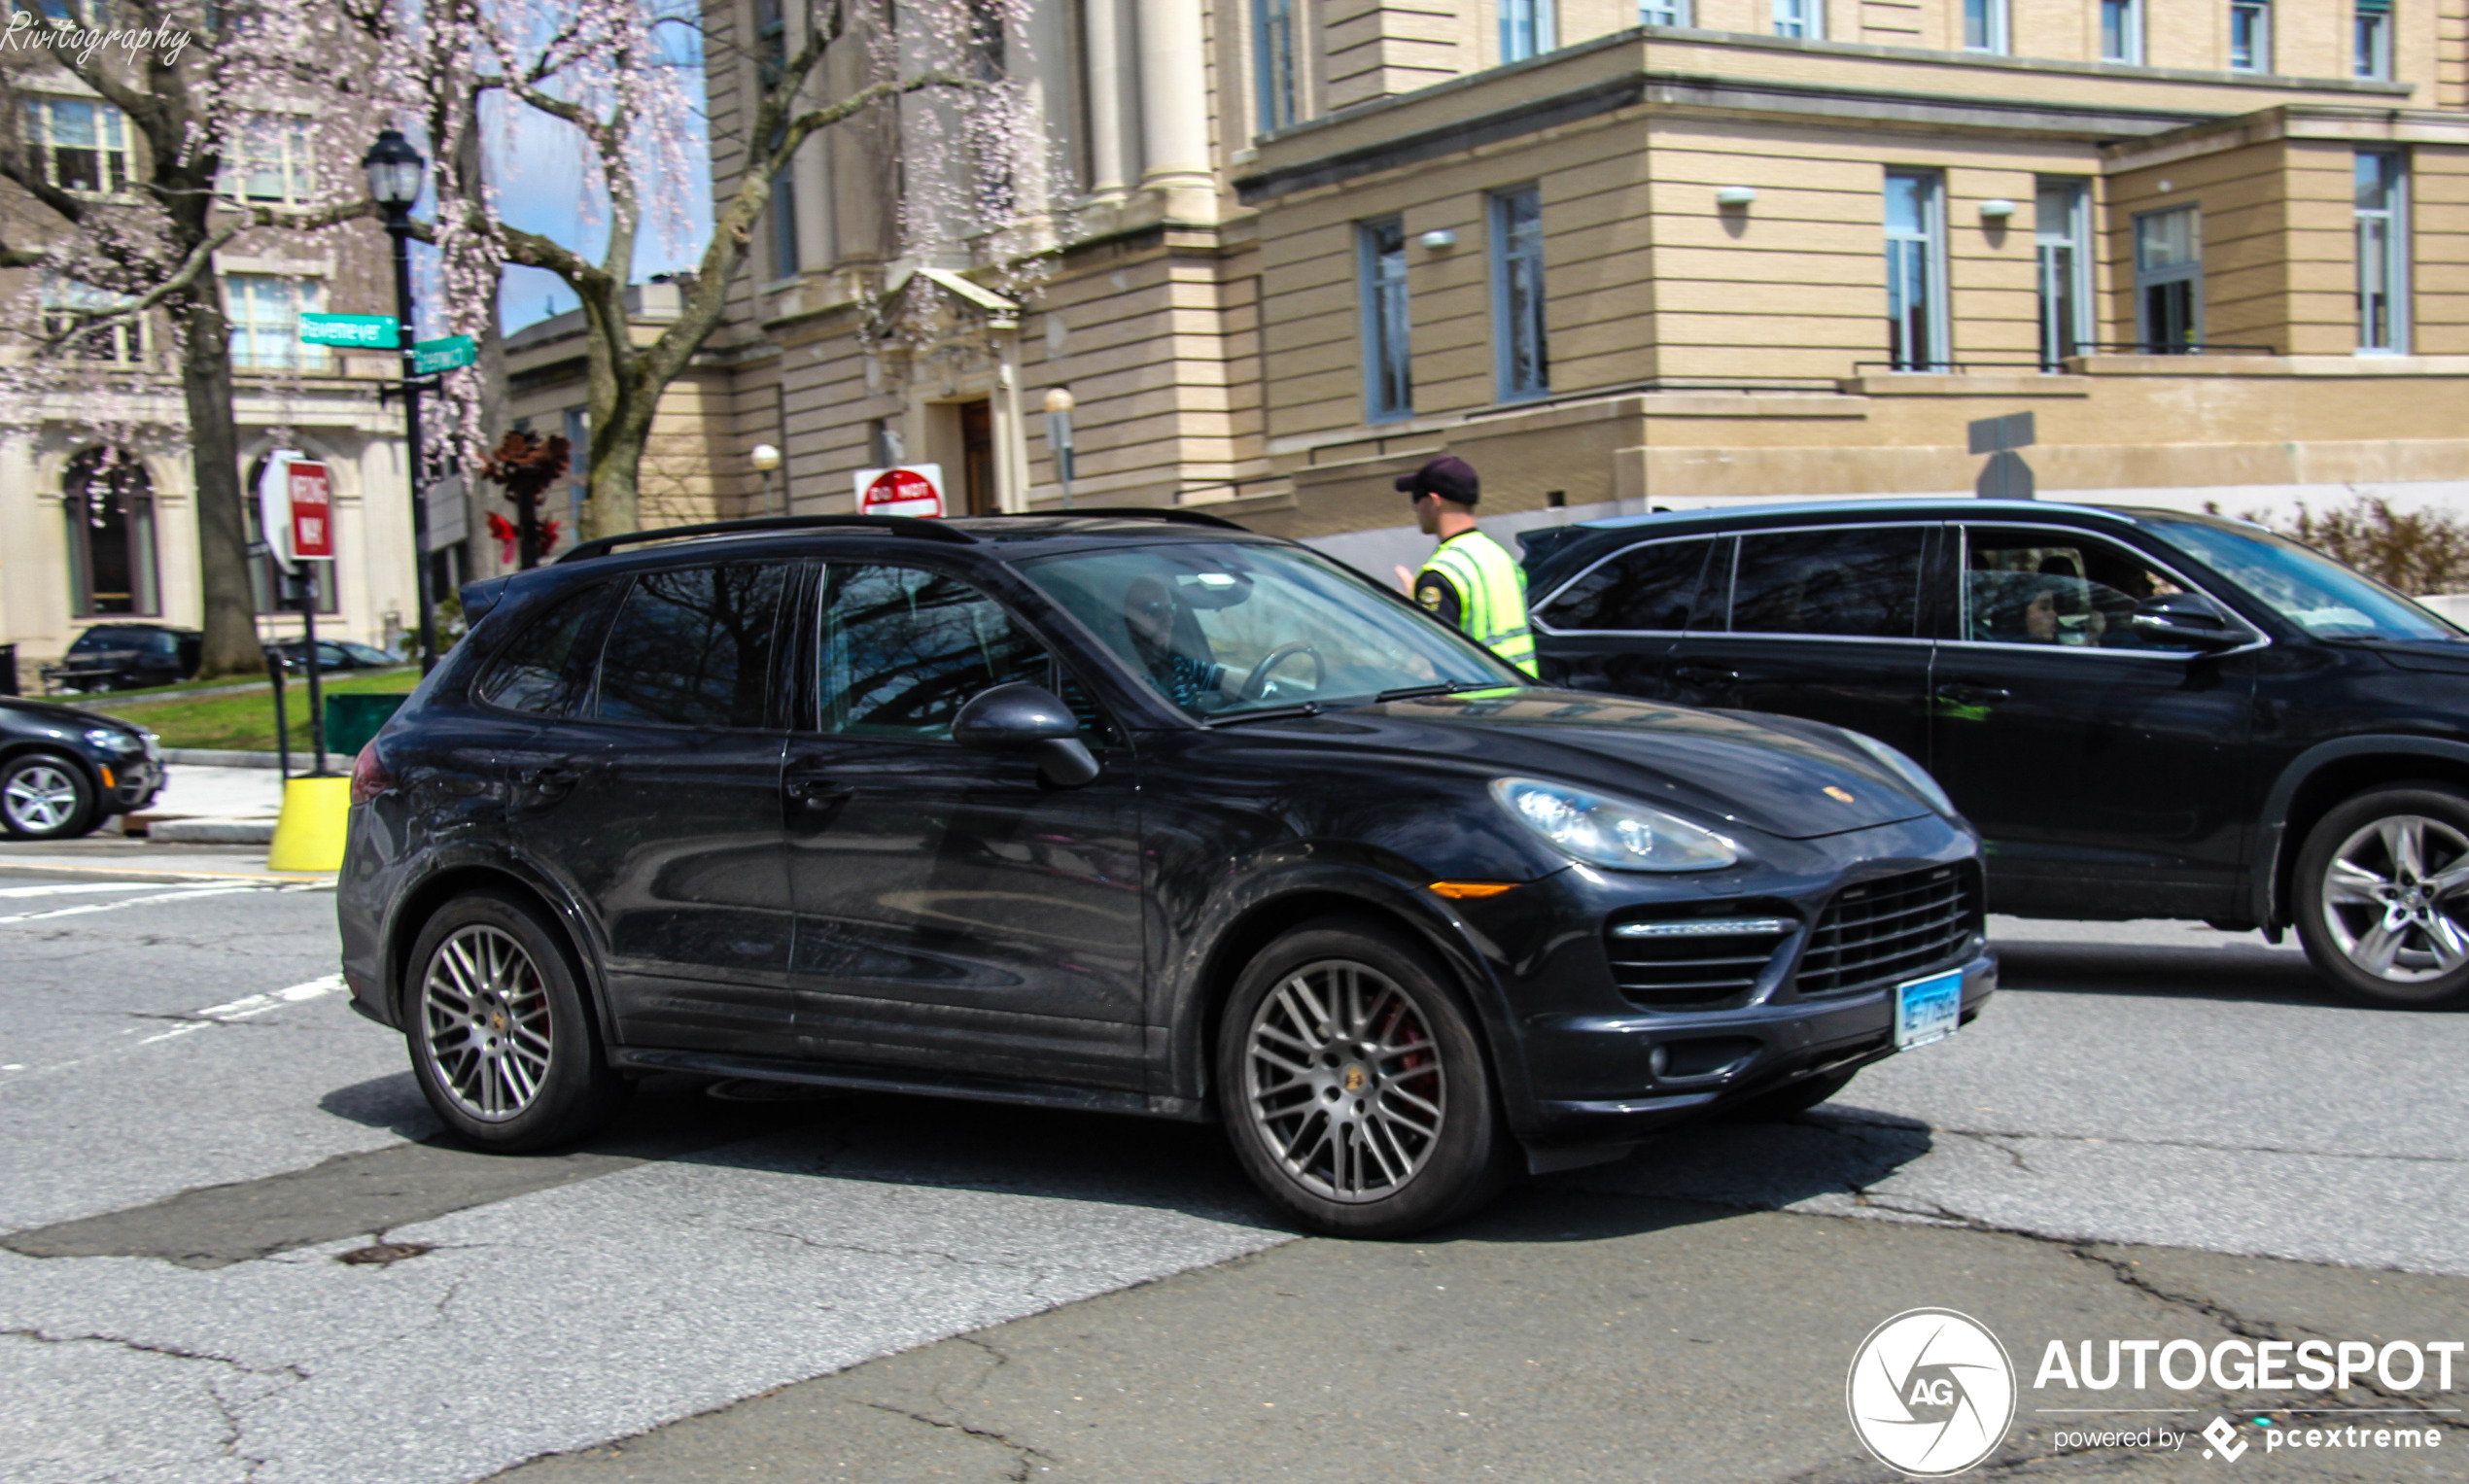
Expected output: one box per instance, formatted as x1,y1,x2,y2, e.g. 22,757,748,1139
2149,518,2457,641
1018,541,1519,719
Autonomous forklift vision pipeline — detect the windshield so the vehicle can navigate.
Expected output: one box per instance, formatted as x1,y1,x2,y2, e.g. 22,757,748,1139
2149,519,2458,641
1017,541,1522,719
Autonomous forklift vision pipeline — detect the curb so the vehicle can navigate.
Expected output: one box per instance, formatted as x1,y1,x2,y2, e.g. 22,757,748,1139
162,749,293,770
148,817,280,845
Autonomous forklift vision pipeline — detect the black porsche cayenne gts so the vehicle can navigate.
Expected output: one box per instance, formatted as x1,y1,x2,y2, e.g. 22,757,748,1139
337,512,1992,1236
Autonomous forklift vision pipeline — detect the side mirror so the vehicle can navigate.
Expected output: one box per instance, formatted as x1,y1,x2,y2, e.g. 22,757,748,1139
2132,593,2241,649
952,682,1099,787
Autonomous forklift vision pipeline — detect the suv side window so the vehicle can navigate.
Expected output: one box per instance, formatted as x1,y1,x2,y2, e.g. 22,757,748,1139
1963,527,2196,652
473,584,615,717
1535,536,1718,632
817,565,1055,740
594,564,791,728
1729,526,1927,638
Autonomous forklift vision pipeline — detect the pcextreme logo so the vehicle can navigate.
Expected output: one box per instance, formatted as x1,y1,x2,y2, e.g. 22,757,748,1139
1847,1309,2019,1476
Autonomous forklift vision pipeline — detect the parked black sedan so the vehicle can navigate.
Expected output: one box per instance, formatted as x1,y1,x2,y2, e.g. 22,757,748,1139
269,638,402,674
338,513,1991,1236
0,696,163,839
1523,498,2469,1010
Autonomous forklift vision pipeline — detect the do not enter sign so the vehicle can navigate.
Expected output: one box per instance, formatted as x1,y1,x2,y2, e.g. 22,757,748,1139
855,464,945,519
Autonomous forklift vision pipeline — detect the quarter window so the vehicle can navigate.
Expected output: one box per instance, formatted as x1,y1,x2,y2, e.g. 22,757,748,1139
475,586,613,717
817,566,1049,739
1537,537,1718,633
1728,527,1926,638
2135,207,2201,353
1962,528,2200,652
596,564,791,729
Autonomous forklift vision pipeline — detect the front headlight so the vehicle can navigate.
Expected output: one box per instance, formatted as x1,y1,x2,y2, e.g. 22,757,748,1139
83,727,140,753
1490,777,1737,873
1839,732,1957,817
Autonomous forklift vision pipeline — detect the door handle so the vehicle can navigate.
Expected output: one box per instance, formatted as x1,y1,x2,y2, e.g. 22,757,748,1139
784,777,853,809
1672,665,1740,686
524,764,583,793
1935,683,2012,705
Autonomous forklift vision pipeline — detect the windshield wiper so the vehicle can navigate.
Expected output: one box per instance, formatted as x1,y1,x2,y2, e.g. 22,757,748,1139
1372,679,1509,703
1202,702,1323,727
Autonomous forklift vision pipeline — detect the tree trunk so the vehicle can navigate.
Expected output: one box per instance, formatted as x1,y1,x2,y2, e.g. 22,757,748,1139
579,337,646,538
177,288,261,678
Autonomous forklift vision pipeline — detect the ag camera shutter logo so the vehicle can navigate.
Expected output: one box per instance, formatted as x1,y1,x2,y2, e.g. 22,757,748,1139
1848,1308,2018,1475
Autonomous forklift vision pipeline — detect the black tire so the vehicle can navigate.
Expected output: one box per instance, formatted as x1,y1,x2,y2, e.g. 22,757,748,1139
1216,916,1515,1238
403,889,629,1150
2293,783,2469,1010
0,751,99,840
1723,1068,1859,1122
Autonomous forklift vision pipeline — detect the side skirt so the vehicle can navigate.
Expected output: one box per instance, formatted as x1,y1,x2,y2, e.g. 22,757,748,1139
607,1047,1208,1122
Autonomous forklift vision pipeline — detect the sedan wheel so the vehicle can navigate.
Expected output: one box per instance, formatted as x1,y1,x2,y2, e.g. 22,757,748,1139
1,753,97,840
2297,785,2469,1009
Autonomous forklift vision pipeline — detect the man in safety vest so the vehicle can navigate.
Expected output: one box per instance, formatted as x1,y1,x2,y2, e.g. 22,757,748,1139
1391,456,1539,676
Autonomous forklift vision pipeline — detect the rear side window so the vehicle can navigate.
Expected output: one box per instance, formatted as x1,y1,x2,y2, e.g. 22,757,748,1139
817,565,1049,739
474,585,612,717
1537,537,1717,632
1728,527,1927,638
595,564,791,729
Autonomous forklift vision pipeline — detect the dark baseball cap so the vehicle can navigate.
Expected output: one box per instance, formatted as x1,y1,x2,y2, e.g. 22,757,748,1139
1396,456,1478,504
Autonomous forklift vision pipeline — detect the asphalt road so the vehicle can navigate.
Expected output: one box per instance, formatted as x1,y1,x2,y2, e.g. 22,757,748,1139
2,853,2464,1483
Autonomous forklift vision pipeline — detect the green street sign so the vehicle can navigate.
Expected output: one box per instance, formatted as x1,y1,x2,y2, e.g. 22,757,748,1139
411,334,477,375
299,313,400,349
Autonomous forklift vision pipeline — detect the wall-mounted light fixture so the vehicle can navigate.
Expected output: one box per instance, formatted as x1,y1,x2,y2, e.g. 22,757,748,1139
1979,198,2019,221
1715,186,1757,207
1418,228,1457,251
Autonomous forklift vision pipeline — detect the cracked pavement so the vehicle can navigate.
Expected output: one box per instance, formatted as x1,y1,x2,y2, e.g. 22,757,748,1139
5,865,2467,1482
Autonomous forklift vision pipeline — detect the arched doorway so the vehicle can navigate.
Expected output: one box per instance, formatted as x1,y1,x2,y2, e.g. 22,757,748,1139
63,448,157,616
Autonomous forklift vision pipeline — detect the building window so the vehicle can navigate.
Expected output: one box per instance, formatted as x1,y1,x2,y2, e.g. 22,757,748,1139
224,274,329,372
2355,151,2408,354
217,116,313,206
63,449,158,618
2135,206,2202,353
1500,0,1555,60
1493,187,1548,401
2355,0,2391,77
22,97,131,194
1256,0,1300,130
42,277,144,364
754,0,786,86
2035,181,2091,370
1885,171,1947,371
1963,0,2006,52
1774,0,1823,37
1360,217,1411,422
1639,0,1690,25
770,169,799,279
2100,0,2140,61
2230,0,2271,70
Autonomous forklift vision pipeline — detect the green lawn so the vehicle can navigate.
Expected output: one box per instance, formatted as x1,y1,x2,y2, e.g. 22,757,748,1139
88,670,421,752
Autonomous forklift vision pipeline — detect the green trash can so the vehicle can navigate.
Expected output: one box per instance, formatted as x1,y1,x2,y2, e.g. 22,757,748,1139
325,693,408,759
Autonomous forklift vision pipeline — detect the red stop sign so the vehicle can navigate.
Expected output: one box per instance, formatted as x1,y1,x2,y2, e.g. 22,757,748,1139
861,467,943,518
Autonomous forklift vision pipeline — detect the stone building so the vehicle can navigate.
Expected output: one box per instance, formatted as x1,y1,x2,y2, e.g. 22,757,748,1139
673,0,2467,572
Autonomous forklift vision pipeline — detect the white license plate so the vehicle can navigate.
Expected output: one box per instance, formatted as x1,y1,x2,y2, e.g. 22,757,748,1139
1895,970,1964,1052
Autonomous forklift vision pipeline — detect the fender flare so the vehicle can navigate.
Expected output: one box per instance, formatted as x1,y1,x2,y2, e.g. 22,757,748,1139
2250,735,2469,926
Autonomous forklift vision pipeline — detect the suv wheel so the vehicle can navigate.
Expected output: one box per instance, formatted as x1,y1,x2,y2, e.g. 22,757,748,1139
404,890,628,1149
2295,784,2469,1009
1,752,98,840
1217,917,1513,1238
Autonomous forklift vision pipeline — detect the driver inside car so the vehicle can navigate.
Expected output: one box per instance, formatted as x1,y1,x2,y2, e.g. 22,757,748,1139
1124,574,1239,711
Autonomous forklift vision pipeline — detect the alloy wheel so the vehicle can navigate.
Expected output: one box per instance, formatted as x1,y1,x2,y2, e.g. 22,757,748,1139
421,924,555,1121
2319,813,2469,984
3,763,81,833
1242,958,1446,1202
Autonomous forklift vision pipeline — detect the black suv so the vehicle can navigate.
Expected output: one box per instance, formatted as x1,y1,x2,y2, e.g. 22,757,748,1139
338,513,1991,1236
40,623,201,693
1523,498,2469,1010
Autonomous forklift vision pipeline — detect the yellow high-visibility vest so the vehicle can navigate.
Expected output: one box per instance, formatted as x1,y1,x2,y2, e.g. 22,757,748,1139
1419,529,1537,676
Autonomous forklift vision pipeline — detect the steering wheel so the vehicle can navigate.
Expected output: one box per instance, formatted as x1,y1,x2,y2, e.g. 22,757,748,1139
1239,641,1325,701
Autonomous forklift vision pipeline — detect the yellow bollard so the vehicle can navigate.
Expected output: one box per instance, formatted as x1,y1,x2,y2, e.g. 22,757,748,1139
266,776,352,874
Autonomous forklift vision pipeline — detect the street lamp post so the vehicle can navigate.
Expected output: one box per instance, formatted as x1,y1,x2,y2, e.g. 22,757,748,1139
363,128,434,673
1042,387,1075,510
750,443,782,516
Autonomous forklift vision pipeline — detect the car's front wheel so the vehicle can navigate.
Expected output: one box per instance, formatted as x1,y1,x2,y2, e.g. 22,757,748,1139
1217,917,1513,1238
1,752,98,840
404,890,628,1149
2295,784,2469,1010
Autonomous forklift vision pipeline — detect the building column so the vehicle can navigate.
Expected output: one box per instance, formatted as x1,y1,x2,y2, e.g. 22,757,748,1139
1134,0,1217,221
1084,0,1130,202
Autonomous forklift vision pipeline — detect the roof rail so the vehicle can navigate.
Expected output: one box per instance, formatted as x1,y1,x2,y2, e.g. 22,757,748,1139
557,514,975,564
1025,507,1253,533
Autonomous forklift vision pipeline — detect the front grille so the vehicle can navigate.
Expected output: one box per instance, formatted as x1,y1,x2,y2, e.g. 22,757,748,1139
1605,915,1795,1011
1797,863,1981,998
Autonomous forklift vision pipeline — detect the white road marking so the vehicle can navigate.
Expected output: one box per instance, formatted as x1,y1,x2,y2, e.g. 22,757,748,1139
0,883,288,924
0,881,240,900
12,975,351,1069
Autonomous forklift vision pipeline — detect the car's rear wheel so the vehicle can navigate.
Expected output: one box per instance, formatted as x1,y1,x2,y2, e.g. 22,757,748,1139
2295,784,2469,1010
404,890,627,1149
1,752,98,840
1217,917,1513,1238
